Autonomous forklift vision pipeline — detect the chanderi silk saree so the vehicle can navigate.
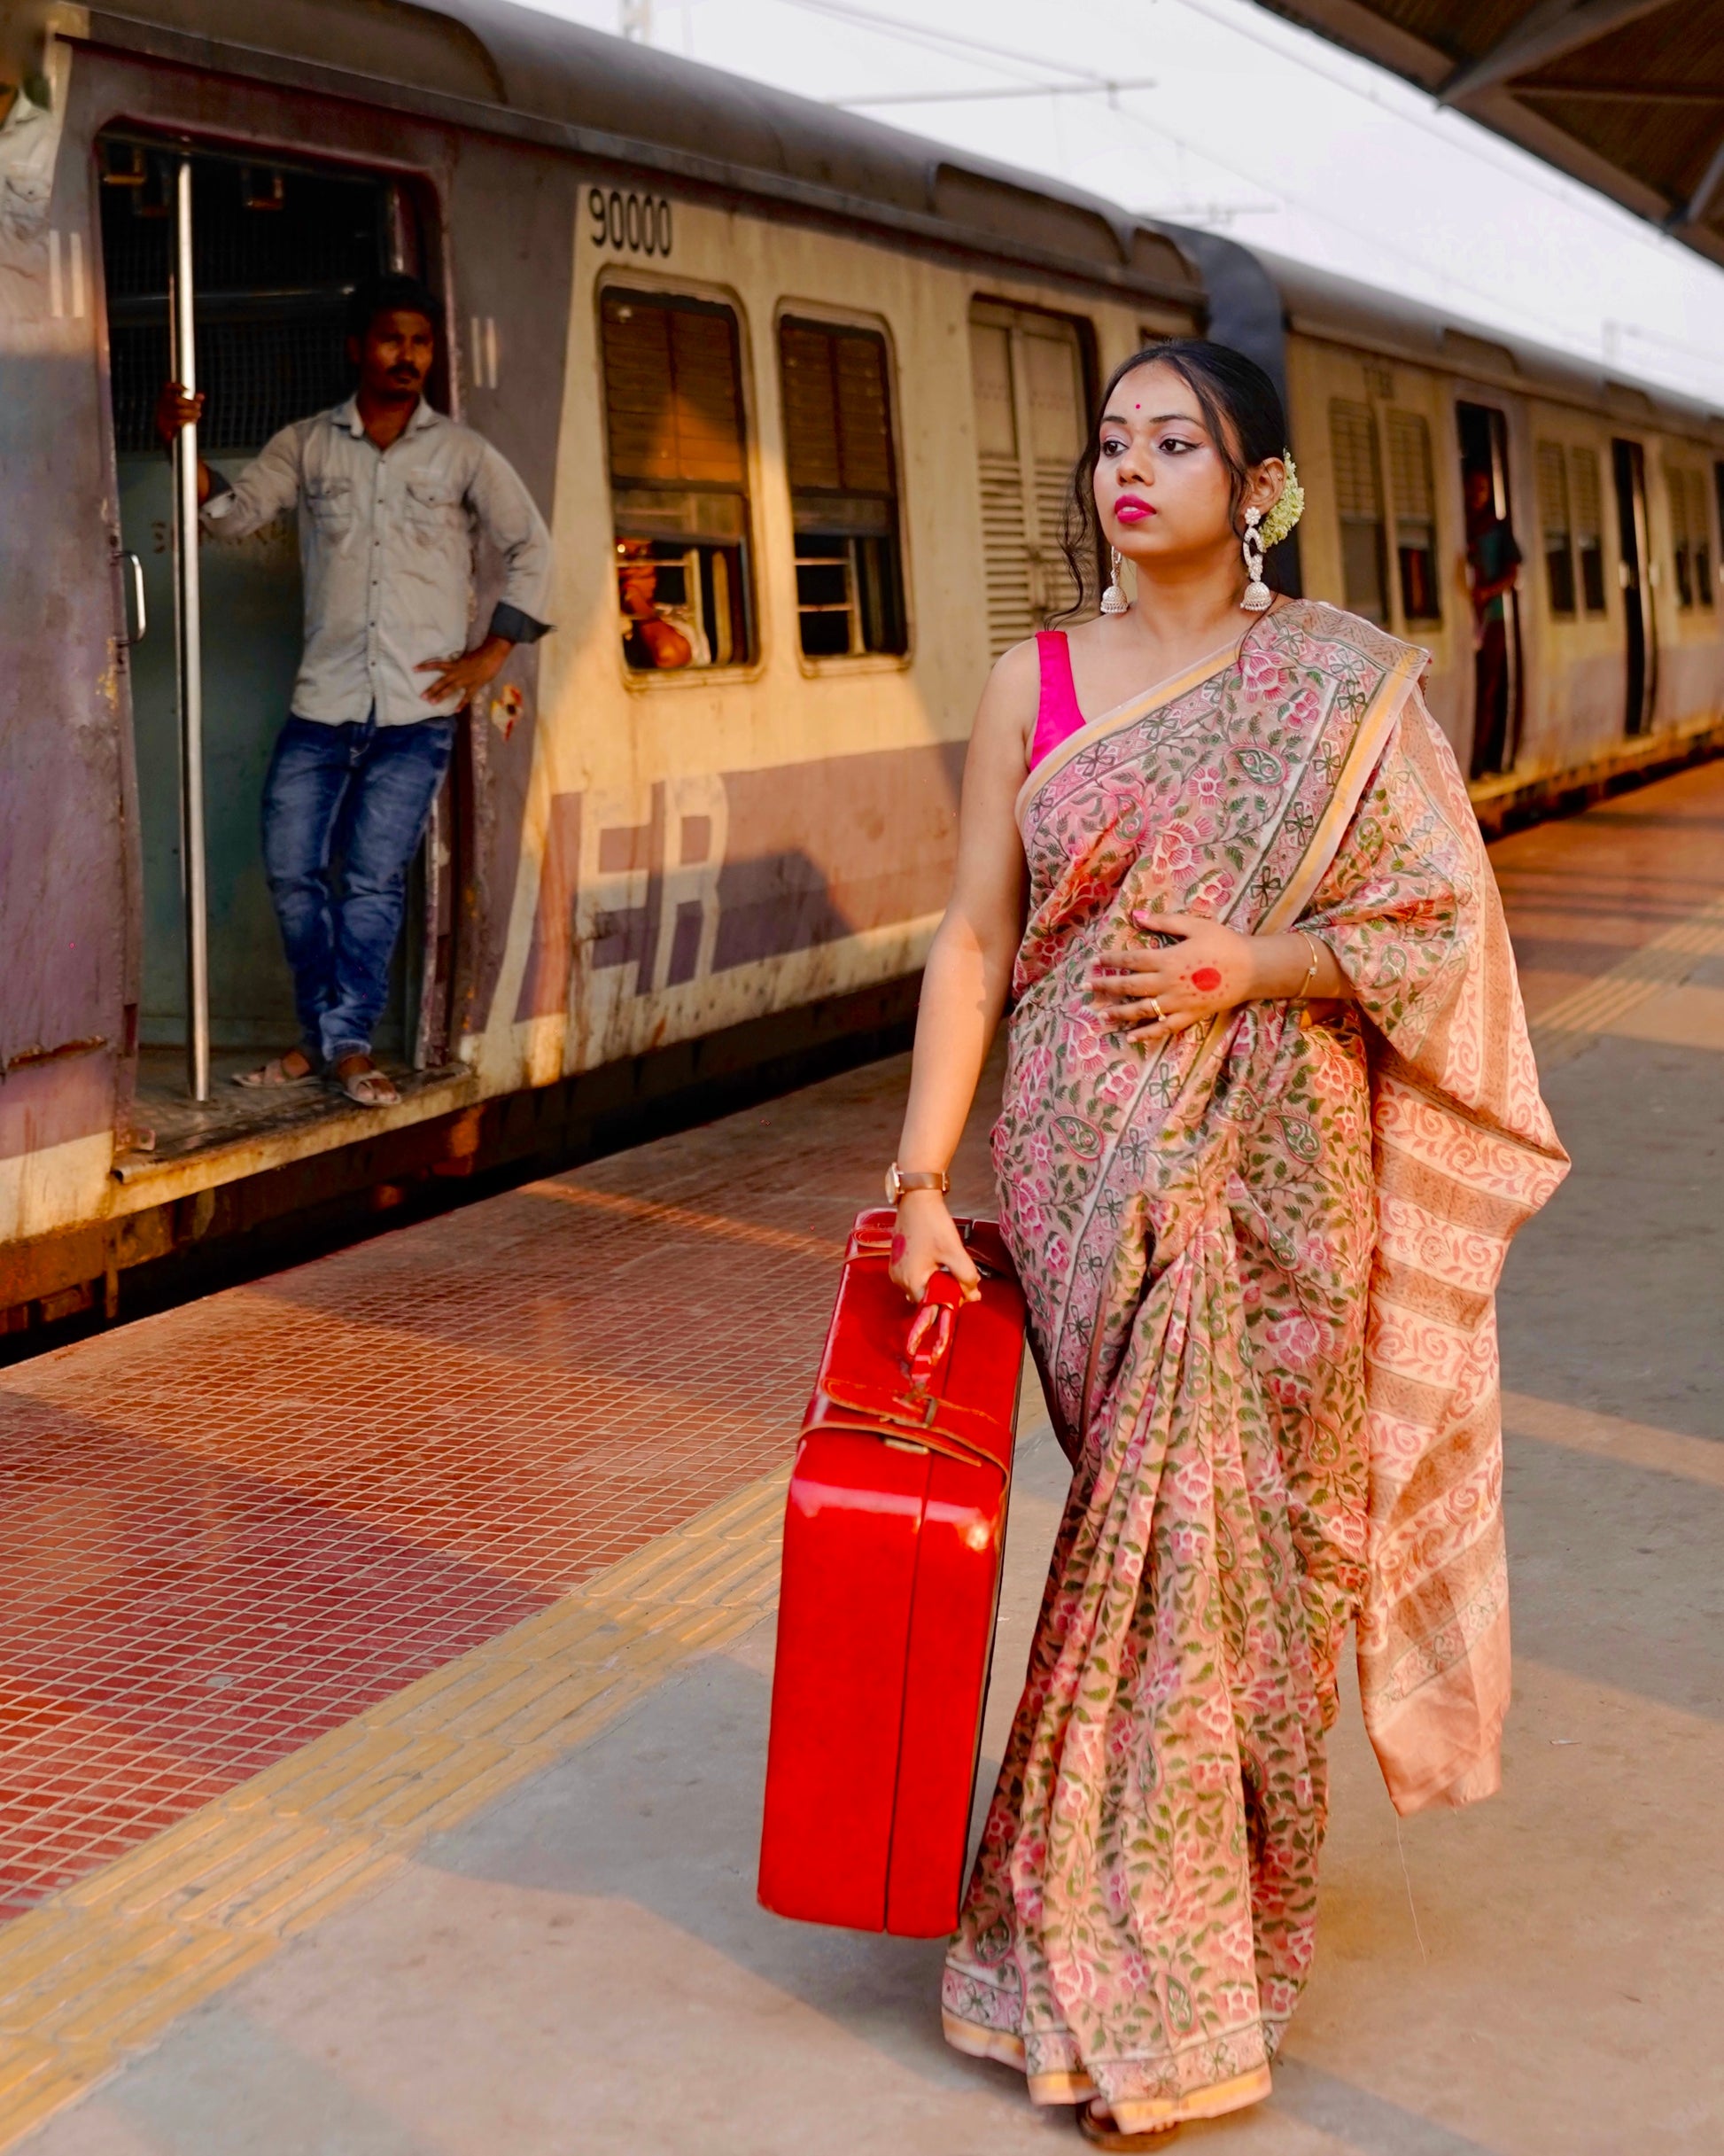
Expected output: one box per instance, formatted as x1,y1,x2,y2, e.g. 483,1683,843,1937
943,599,1567,2131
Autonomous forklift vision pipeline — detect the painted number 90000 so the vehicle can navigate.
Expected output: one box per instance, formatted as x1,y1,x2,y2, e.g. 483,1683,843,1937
589,187,672,256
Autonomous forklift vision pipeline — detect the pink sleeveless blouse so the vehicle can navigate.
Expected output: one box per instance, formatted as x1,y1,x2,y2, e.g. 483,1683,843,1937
1029,630,1087,772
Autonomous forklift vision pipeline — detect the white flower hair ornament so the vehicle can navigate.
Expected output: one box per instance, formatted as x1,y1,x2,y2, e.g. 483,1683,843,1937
1239,454,1304,611
1260,454,1305,549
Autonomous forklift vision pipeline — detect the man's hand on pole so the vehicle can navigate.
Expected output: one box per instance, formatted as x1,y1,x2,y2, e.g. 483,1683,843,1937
154,382,214,504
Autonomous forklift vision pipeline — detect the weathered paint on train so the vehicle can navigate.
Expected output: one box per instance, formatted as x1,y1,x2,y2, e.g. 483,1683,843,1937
2,0,1721,1326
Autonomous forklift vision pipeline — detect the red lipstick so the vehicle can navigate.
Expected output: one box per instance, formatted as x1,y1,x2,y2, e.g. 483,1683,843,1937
1114,494,1153,524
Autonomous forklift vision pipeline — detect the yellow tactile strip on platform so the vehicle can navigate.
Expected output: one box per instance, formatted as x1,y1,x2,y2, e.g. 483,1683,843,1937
0,1468,790,2150
1528,890,1724,1070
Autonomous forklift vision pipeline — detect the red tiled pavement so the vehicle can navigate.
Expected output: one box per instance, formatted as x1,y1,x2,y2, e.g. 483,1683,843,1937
1,754,1720,1926
0,1058,998,1924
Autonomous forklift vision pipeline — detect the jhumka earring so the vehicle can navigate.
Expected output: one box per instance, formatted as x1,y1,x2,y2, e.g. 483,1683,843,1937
1100,544,1130,615
1239,508,1272,612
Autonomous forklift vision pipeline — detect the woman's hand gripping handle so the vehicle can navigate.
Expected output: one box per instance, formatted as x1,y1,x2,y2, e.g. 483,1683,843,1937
887,1189,982,1306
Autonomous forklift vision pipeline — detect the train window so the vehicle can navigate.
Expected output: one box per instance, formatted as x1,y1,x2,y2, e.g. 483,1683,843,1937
1329,399,1387,626
1667,465,1713,611
1570,448,1609,615
601,288,755,672
1386,410,1441,623
1536,441,1578,618
778,319,907,659
970,302,1089,656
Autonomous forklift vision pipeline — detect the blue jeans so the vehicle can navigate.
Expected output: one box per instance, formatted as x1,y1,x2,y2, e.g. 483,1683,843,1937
260,712,455,1066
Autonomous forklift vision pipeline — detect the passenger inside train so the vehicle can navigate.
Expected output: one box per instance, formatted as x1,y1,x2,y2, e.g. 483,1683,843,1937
153,273,552,1109
1462,439,1523,777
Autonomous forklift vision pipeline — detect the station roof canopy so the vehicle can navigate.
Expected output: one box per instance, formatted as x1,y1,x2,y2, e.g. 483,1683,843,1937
1254,1,1724,271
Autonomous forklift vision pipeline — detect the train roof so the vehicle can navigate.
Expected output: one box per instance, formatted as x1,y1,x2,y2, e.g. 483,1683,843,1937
1254,1,1724,277
74,0,1203,308
68,0,1715,434
1261,249,1724,439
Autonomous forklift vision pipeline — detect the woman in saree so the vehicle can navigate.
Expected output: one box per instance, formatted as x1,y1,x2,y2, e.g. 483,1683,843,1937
886,341,1566,2146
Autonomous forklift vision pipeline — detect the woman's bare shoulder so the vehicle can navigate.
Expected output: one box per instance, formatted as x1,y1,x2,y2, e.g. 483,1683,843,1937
986,634,1043,699
974,634,1043,741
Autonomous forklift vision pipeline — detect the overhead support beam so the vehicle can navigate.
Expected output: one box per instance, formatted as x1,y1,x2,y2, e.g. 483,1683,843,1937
1439,0,1680,105
1524,85,1724,105
1666,127,1724,230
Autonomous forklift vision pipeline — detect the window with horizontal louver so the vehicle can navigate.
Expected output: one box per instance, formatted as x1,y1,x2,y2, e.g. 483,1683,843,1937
1386,409,1441,623
1571,447,1608,614
1666,462,1700,610
602,288,754,672
1329,399,1387,625
1537,440,1577,617
970,303,1090,658
779,318,906,658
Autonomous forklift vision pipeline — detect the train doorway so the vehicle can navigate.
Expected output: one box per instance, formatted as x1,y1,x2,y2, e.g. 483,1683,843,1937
1612,439,1657,736
97,136,447,1107
1456,401,1523,779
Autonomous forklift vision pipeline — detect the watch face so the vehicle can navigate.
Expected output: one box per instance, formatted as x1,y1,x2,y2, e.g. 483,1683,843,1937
884,1164,897,1203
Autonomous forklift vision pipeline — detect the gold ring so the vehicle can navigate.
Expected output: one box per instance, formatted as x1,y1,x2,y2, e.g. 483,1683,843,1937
1147,996,1165,1022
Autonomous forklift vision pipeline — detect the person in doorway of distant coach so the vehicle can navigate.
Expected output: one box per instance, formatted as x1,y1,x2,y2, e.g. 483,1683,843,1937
155,272,552,1108
1464,466,1521,774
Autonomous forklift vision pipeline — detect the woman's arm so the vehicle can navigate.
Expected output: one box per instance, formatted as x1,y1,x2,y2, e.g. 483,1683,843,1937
1091,912,1352,1044
887,642,1036,1302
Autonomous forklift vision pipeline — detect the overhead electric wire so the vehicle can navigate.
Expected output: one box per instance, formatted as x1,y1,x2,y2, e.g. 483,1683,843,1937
832,77,1156,108
769,0,1112,87
623,0,1724,396
1161,0,1702,253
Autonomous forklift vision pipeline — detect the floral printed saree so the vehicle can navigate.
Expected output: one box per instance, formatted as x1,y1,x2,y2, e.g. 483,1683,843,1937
942,600,1566,2132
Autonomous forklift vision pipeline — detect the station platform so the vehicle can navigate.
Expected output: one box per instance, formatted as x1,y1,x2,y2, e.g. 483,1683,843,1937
3,760,1722,2154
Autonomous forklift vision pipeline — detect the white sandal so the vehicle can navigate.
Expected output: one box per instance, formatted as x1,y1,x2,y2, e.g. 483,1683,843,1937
335,1062,400,1109
234,1055,318,1089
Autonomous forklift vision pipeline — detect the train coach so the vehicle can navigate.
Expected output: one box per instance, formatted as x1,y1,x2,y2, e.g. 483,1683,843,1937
2,0,1721,1335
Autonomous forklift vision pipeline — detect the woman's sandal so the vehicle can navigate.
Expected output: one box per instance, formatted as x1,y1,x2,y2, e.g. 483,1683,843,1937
1076,2099,1181,2149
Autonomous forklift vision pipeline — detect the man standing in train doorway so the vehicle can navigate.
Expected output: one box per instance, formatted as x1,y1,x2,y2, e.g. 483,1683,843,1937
156,273,551,1108
1464,465,1521,777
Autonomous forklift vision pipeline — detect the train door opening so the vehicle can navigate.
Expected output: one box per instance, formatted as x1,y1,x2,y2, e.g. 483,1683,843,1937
1456,401,1523,779
97,136,447,1109
1612,439,1657,736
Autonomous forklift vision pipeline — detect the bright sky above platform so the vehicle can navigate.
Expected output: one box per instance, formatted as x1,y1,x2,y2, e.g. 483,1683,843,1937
521,0,1724,409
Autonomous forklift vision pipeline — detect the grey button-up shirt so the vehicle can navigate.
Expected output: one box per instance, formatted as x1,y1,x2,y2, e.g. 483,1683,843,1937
201,397,552,725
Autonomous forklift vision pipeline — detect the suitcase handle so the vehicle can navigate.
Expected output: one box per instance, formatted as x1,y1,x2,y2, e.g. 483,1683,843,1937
904,1270,962,1386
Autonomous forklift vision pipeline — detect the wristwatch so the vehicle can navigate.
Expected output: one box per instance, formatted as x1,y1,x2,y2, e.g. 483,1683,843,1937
885,1162,951,1204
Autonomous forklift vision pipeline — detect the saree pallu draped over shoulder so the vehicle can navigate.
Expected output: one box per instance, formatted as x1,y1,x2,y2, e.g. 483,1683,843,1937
943,600,1565,2133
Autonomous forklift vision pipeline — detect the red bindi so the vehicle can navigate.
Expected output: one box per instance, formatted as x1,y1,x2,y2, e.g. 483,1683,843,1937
1191,966,1223,992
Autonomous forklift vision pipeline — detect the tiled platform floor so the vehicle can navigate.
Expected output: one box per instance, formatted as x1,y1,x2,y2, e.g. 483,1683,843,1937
0,1050,999,1926
1,754,1720,1930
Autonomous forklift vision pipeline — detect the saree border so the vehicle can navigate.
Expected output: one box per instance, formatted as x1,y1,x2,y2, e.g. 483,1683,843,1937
1014,636,1245,831
1168,637,1427,1117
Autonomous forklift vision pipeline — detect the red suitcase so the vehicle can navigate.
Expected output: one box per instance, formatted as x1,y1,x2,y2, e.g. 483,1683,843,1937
758,1208,1025,1937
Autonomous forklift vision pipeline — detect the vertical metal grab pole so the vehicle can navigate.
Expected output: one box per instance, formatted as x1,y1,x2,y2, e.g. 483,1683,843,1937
172,154,211,1100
